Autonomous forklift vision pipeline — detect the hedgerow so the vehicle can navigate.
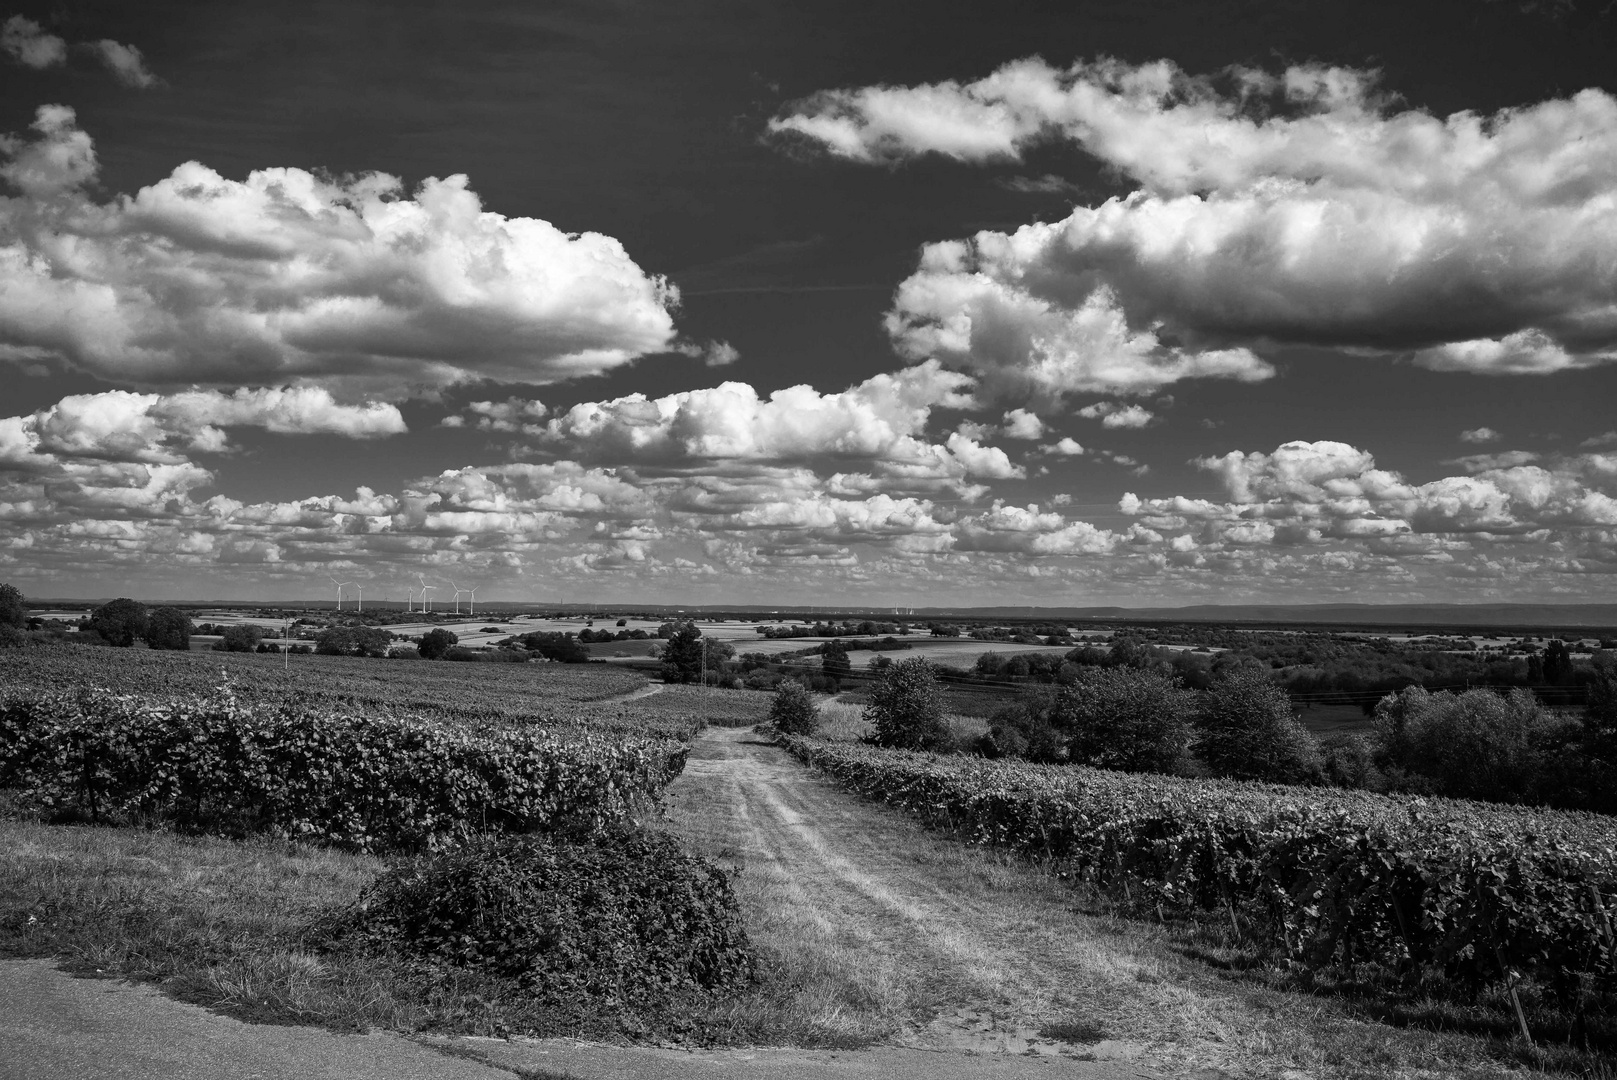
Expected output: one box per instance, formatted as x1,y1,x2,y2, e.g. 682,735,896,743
779,734,1617,1020
0,684,686,852
326,829,755,1008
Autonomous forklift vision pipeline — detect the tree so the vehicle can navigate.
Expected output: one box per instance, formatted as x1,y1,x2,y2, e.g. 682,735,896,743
1196,666,1321,783
821,639,852,681
86,598,149,647
145,607,193,650
1062,666,1196,774
0,581,24,628
660,620,704,684
769,681,819,735
318,625,395,657
865,657,948,750
419,627,459,659
1542,638,1574,684
1373,685,1560,802
216,624,263,652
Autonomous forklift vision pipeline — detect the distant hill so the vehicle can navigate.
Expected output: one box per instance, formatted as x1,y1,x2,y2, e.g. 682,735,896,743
24,598,1617,631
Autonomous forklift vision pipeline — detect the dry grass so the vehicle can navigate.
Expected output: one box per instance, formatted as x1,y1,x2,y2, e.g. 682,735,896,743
813,697,986,747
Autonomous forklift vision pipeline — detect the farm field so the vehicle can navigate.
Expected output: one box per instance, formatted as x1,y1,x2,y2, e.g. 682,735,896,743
4,641,1615,1077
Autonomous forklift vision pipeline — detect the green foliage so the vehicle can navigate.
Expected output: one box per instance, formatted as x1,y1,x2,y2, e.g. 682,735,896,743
820,639,851,681
864,657,947,751
315,625,392,658
216,624,264,652
778,733,1617,1015
328,830,754,1006
144,607,193,651
0,684,686,852
1372,685,1568,802
86,598,149,648
0,581,24,628
1196,666,1322,783
768,681,818,735
418,627,458,660
1060,667,1196,773
512,631,590,663
660,621,704,684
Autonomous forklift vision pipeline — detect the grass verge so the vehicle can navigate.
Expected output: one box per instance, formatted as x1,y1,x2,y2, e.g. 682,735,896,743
0,816,750,1044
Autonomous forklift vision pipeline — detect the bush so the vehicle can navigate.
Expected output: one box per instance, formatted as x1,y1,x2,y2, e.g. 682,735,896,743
1196,667,1321,783
328,830,754,1007
214,624,263,652
387,646,421,660
865,657,948,751
768,681,818,735
0,685,687,852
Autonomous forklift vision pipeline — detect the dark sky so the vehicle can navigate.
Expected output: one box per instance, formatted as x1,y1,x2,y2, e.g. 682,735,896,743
2,0,1615,603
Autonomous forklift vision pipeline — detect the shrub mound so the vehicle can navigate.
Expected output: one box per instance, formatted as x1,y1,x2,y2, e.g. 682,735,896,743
330,830,755,1008
0,685,686,852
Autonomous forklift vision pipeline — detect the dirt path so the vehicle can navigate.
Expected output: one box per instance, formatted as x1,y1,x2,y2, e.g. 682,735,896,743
593,680,666,705
657,727,1253,1072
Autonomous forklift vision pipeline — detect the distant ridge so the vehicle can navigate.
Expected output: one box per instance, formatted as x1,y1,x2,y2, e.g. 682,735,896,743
25,598,1617,630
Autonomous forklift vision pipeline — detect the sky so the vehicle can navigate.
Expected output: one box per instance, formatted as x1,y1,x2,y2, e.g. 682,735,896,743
3,0,1617,606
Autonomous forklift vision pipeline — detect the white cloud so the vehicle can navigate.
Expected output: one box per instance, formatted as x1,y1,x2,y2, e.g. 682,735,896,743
443,397,550,434
675,339,740,367
955,501,1119,555
1460,426,1501,444
886,272,1272,401
537,360,1004,490
1079,401,1155,428
1044,437,1085,456
0,106,678,393
88,39,158,88
1,16,65,68
777,57,1617,375
4,387,404,466
1001,408,1044,439
1122,439,1617,542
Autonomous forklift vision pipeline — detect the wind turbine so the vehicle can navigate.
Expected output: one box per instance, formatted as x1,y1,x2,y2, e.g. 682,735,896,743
329,576,351,611
448,581,467,615
465,585,477,617
418,576,437,613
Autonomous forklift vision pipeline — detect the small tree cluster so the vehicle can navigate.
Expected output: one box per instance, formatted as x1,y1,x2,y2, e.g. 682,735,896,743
864,657,948,751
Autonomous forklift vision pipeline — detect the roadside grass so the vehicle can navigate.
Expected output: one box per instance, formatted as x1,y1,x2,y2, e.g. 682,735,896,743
0,816,754,1045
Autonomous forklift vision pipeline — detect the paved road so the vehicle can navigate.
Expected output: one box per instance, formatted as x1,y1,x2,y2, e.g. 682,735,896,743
0,959,508,1080
0,960,1167,1080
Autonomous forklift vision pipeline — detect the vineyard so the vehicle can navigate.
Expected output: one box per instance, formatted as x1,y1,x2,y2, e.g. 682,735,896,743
780,734,1617,1042
0,645,678,735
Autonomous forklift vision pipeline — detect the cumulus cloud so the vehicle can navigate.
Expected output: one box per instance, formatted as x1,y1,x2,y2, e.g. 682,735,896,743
442,398,549,434
1,15,64,68
776,57,1617,377
1079,401,1155,428
1122,439,1617,544
3,387,404,466
954,501,1119,555
2,18,157,86
0,106,678,393
887,271,1272,402
87,39,158,88
1001,408,1044,439
1044,437,1085,456
1460,427,1501,444
534,360,1011,491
